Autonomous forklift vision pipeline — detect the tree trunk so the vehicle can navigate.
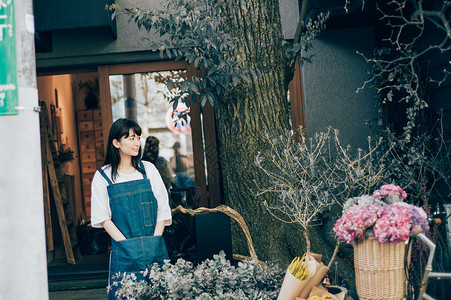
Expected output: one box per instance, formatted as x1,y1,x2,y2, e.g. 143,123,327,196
213,4,355,294
214,0,304,265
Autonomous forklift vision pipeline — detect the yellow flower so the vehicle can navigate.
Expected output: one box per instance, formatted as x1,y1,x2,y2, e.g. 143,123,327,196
288,254,311,281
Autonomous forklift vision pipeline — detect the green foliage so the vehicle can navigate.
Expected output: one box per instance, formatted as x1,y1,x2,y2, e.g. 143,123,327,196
283,11,330,68
112,251,283,300
108,0,328,109
57,145,74,163
78,79,98,94
109,0,257,109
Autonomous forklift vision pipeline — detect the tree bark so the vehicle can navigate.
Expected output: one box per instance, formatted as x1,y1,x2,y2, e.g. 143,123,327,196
213,5,355,294
215,0,305,265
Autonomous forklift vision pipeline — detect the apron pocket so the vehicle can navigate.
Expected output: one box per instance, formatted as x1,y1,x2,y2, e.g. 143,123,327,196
111,239,143,274
111,236,169,274
142,235,169,267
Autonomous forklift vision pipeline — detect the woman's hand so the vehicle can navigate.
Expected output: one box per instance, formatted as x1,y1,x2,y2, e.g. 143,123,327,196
101,219,126,241
153,220,166,236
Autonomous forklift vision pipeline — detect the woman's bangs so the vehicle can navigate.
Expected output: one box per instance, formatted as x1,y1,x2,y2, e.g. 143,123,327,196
119,120,142,139
131,122,142,136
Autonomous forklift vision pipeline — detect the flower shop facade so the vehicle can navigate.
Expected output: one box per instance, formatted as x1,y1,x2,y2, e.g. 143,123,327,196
31,0,451,289
31,0,314,292
2,0,450,299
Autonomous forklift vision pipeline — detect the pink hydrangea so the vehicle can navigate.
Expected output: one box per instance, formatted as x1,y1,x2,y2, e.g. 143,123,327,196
372,184,407,200
393,202,429,234
373,205,411,243
333,204,383,244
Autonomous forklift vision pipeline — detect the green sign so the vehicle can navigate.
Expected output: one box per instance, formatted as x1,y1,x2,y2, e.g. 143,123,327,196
0,0,18,115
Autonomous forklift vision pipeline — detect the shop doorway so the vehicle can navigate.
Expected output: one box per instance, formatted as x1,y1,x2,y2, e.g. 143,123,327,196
37,60,223,290
37,71,110,291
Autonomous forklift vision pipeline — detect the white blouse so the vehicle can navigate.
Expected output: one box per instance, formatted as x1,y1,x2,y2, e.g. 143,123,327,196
90,160,172,228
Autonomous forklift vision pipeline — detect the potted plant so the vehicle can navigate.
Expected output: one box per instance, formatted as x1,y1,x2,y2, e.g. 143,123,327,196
79,79,99,109
333,184,429,300
255,129,359,299
57,144,74,173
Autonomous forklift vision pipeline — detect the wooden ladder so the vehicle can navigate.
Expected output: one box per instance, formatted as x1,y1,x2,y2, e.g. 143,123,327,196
40,101,80,264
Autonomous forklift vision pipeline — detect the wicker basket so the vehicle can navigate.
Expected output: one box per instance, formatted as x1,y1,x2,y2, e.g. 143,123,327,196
353,237,407,300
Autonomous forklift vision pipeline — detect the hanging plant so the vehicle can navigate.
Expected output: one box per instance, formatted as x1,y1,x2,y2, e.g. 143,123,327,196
57,145,74,164
79,79,99,109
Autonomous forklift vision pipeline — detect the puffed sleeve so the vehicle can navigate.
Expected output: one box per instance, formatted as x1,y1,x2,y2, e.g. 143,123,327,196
90,170,112,228
144,161,172,226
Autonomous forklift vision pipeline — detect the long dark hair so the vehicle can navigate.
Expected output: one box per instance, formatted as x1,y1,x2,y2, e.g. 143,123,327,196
142,136,159,164
103,118,144,181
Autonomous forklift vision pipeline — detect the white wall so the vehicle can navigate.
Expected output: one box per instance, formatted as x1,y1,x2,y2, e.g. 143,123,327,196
0,0,49,298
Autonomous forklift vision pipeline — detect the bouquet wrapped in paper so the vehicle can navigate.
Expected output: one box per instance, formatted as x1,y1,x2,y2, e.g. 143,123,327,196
278,252,330,300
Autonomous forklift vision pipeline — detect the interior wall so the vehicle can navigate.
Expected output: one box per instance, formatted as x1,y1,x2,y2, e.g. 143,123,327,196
37,74,83,224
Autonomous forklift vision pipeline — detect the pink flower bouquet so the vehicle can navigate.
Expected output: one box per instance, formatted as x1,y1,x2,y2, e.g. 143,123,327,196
333,204,383,244
372,184,407,203
373,205,411,243
333,185,429,244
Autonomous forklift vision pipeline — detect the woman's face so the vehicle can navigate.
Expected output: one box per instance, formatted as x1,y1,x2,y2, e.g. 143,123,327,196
113,129,141,157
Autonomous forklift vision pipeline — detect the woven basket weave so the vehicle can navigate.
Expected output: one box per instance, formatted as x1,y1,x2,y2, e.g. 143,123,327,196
353,237,407,300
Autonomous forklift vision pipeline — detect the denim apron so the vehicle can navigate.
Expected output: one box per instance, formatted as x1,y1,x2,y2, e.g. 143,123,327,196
98,162,169,299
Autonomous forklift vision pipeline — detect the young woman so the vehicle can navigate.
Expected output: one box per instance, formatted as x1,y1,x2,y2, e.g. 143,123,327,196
90,118,172,299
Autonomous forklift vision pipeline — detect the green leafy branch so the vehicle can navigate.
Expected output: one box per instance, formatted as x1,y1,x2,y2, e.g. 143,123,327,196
108,0,329,109
108,0,257,109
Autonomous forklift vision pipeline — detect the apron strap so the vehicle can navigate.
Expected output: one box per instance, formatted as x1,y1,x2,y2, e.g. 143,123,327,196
98,167,113,185
139,161,147,179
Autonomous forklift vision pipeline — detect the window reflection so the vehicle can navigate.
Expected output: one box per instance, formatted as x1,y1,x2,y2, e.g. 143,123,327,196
109,70,194,180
